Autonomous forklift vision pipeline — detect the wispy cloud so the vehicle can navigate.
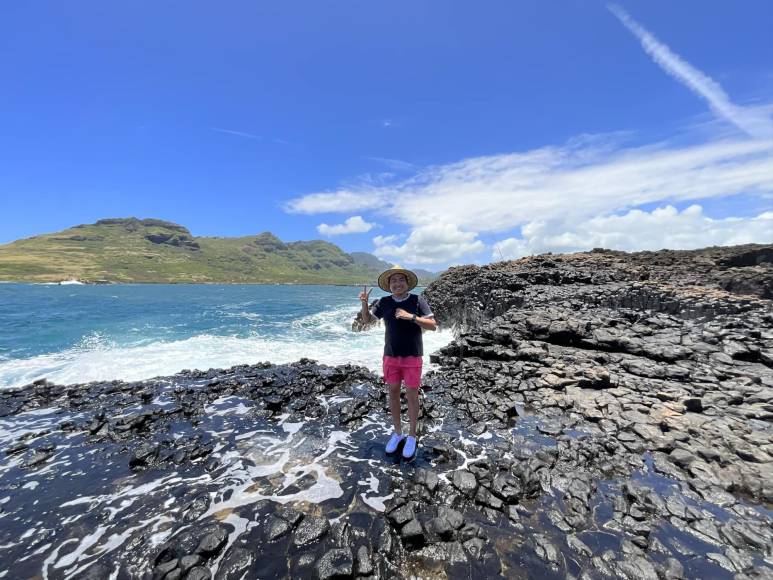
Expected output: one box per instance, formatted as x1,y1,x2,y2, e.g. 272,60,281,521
210,127,262,140
609,4,773,139
373,234,401,246
363,156,418,172
286,189,386,214
287,134,773,266
317,216,375,236
290,137,773,228
381,119,393,128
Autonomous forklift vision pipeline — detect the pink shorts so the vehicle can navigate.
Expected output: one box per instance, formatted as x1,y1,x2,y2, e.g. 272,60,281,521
383,355,423,389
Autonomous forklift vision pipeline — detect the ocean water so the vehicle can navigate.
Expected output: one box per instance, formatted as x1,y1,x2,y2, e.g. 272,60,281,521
0,284,453,389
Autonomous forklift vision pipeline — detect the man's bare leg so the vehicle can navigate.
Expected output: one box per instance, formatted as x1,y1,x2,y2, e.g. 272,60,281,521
406,388,419,437
387,383,402,434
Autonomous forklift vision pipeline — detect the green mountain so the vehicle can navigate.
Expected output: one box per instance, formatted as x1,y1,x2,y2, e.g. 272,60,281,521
349,252,439,285
350,251,393,271
413,267,441,283
0,218,436,285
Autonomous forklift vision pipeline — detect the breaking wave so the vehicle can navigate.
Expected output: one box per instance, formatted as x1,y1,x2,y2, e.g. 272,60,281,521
0,304,453,389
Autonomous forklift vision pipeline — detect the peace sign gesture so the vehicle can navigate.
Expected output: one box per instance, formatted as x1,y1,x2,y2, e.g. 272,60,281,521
359,285,373,303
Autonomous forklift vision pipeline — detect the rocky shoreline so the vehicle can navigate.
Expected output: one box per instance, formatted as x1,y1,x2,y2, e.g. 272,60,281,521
1,244,772,579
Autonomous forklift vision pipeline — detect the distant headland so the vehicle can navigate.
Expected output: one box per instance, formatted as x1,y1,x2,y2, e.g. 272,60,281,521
0,218,437,285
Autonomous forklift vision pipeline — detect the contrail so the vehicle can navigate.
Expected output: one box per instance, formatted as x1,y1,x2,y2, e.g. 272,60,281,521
210,127,262,140
609,4,773,139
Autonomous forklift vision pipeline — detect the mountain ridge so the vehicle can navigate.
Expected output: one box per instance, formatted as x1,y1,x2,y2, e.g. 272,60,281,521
0,217,438,285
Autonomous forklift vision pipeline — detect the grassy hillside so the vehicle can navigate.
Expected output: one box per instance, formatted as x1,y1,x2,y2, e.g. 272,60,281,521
0,218,431,284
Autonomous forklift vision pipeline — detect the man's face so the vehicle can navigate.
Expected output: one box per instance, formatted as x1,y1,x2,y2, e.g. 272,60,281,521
389,273,408,294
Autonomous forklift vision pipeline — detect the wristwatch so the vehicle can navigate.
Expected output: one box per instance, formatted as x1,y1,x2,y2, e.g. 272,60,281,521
412,314,417,322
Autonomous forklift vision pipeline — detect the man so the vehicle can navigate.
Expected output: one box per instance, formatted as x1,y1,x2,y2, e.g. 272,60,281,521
359,266,437,459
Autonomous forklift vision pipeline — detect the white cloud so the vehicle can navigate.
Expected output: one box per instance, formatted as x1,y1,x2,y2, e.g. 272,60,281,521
494,205,773,259
316,216,375,236
288,135,773,231
609,5,773,139
285,189,387,214
373,223,485,266
373,234,401,246
405,138,772,232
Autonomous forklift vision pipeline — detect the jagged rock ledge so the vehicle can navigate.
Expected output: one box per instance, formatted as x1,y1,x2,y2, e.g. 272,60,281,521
417,244,773,576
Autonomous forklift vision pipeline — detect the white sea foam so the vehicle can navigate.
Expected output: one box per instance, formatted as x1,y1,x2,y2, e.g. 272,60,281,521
0,408,84,447
0,398,408,576
204,397,253,417
359,472,393,512
0,308,453,389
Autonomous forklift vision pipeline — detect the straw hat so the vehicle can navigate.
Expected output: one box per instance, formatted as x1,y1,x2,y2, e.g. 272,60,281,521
377,265,419,292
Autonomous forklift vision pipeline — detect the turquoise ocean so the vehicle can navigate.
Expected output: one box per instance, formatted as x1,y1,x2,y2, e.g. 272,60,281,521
0,283,453,389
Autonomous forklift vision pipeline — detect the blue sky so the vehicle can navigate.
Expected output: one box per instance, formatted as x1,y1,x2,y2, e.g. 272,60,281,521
1,1,771,268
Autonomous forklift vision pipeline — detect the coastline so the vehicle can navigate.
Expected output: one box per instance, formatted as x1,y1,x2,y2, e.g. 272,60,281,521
0,280,389,286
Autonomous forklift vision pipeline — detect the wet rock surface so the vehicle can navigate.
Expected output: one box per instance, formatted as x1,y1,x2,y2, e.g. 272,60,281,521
420,245,773,577
1,244,772,578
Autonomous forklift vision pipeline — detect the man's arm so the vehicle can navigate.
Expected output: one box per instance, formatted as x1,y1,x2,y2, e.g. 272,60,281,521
412,314,437,331
414,294,437,331
359,285,377,324
360,299,376,324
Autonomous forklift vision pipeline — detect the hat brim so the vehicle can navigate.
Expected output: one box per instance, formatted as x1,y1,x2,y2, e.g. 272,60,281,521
378,268,419,292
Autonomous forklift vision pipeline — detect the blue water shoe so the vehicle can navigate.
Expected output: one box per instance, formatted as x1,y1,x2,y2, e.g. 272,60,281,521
402,436,417,459
385,433,405,454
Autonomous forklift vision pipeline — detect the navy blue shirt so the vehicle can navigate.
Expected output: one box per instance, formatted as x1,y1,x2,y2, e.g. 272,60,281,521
371,293,433,357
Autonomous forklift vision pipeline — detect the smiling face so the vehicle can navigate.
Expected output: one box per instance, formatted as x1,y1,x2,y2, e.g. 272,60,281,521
388,273,409,296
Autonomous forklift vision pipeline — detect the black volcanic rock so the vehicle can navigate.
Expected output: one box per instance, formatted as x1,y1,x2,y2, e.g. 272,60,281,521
424,244,773,328
315,547,354,579
292,515,330,547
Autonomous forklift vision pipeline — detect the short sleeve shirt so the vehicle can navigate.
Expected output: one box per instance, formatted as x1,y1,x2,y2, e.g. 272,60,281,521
370,293,434,357
371,294,433,320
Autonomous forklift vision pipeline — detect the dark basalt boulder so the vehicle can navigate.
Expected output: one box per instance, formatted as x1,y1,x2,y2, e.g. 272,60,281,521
292,515,330,547
315,547,354,579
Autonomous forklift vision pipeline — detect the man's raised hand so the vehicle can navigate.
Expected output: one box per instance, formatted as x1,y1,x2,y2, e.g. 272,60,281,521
359,286,373,303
